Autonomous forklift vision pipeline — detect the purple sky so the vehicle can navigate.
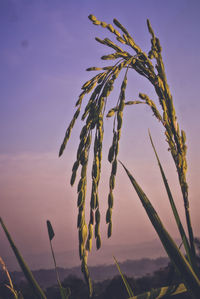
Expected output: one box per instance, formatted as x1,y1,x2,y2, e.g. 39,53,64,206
1,0,200,270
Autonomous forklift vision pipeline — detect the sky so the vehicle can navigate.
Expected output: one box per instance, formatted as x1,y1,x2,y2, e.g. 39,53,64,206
0,0,200,271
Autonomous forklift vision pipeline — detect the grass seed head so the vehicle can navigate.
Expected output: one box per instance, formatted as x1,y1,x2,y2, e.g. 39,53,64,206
86,67,102,71
77,210,84,228
112,159,117,175
95,223,99,238
117,36,126,44
77,178,86,192
114,29,121,37
117,111,123,130
107,24,115,33
79,243,84,259
106,208,112,223
88,14,97,22
80,150,88,165
96,234,101,250
91,192,96,210
95,208,100,224
107,222,112,238
108,192,114,208
109,174,115,190
101,21,107,28
70,171,77,186
77,190,84,207
81,164,87,178
86,238,92,252
89,223,93,238
113,18,130,37
108,144,115,163
90,210,94,225
93,20,101,25
106,108,117,118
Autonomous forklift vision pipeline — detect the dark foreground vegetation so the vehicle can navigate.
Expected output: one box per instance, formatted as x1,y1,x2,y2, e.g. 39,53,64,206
0,257,169,288
0,260,194,299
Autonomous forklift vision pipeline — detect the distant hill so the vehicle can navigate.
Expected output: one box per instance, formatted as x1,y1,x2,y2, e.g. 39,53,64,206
2,239,168,271
1,257,169,288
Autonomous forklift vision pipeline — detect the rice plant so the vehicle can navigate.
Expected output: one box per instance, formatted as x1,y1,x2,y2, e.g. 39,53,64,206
1,14,199,299
59,15,200,298
0,218,71,299
0,218,47,299
46,220,71,299
0,256,23,299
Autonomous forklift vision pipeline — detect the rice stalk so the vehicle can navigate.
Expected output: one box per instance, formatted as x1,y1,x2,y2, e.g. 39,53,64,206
0,256,23,299
119,162,200,298
46,220,71,299
106,68,129,238
148,132,200,277
0,218,47,299
129,283,187,299
113,256,134,298
60,14,198,296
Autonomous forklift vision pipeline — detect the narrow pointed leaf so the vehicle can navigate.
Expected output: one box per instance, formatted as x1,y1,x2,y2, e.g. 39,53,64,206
119,162,200,298
59,286,71,299
46,220,70,299
113,256,134,297
148,131,192,264
149,132,200,278
61,287,71,299
129,283,186,299
0,218,47,299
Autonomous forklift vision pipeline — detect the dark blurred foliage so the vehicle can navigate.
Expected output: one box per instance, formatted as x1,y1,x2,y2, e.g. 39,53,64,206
2,238,200,299
0,264,192,299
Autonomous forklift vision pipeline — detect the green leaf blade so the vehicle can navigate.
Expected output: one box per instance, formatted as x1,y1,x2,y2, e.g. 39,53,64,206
129,283,186,299
148,132,192,261
113,256,134,297
0,218,47,299
119,162,200,298
149,131,200,277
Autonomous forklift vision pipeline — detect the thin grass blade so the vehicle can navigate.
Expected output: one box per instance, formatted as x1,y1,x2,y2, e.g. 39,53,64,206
46,220,70,299
148,132,192,263
59,287,71,299
119,162,200,298
149,132,200,277
113,256,134,297
0,218,47,299
5,285,19,299
129,283,186,299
